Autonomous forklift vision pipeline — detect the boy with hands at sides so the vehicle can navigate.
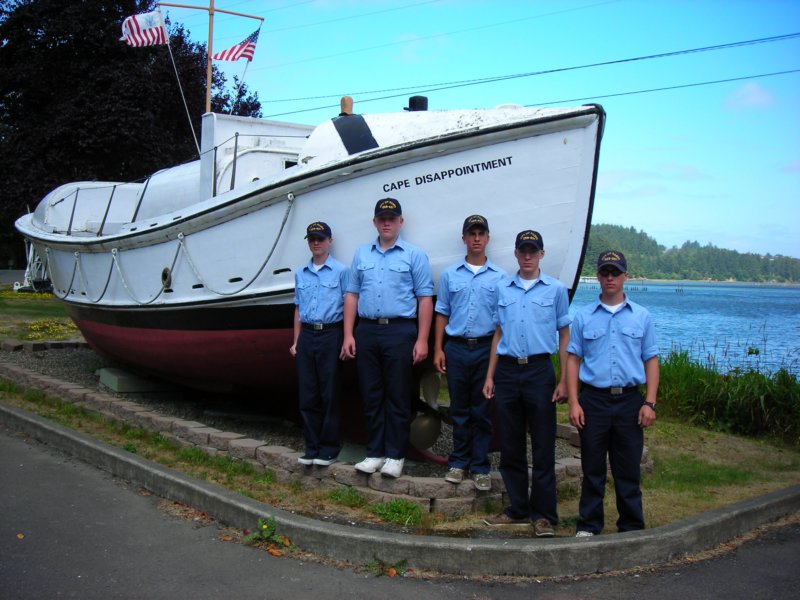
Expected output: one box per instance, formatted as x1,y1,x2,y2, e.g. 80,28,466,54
340,198,434,479
482,230,570,538
567,250,659,538
433,215,507,491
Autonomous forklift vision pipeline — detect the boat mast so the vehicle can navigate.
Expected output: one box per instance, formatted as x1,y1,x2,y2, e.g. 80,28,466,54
157,1,264,113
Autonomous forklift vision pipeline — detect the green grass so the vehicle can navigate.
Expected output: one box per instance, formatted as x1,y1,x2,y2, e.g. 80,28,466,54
0,289,77,340
648,453,754,492
371,498,424,526
329,486,368,508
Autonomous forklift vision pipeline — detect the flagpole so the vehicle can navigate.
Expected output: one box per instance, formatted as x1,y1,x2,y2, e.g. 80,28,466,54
158,2,264,114
207,0,214,113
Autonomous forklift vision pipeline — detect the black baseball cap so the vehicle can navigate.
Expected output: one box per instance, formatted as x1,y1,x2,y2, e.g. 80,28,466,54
462,214,489,233
304,221,332,239
514,229,544,251
374,198,402,217
597,250,628,272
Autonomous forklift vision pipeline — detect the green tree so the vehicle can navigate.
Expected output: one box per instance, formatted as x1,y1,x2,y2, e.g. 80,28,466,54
582,224,799,282
0,0,261,266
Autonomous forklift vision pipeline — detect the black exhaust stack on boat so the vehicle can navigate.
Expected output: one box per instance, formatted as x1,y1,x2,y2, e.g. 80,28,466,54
405,96,428,111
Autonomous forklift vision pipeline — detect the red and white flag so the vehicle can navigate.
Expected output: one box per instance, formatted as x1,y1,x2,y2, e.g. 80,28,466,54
212,29,260,62
120,10,167,47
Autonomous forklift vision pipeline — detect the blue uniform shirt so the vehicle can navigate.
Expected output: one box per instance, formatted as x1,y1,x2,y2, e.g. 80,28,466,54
494,272,571,357
435,259,507,338
293,255,349,324
346,236,433,319
567,297,659,388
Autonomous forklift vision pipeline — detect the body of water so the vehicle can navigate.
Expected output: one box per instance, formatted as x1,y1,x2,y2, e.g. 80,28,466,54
569,280,800,376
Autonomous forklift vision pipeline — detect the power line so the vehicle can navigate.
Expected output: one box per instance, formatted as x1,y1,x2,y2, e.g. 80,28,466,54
263,68,800,118
255,0,621,71
526,69,800,107
265,32,800,103
261,33,800,117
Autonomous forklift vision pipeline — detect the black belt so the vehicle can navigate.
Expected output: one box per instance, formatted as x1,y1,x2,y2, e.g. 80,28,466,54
301,321,343,331
448,335,493,346
498,353,550,365
583,383,639,396
360,317,415,325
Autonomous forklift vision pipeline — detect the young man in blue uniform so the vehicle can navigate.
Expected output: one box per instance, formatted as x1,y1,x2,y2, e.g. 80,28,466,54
434,214,506,491
567,250,659,537
341,198,434,478
290,222,349,466
482,230,571,537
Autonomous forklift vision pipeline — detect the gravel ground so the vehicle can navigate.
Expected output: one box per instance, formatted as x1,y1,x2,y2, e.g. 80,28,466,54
1,345,576,477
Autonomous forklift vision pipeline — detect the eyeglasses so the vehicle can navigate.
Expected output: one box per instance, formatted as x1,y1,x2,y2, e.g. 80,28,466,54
598,269,623,277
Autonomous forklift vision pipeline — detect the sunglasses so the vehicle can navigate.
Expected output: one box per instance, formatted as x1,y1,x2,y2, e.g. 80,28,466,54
598,268,623,277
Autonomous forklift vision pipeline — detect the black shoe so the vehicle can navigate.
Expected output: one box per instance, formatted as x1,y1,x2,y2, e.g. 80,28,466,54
298,454,315,466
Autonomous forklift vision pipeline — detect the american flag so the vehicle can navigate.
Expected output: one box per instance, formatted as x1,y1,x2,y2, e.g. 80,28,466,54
212,29,260,62
120,10,168,47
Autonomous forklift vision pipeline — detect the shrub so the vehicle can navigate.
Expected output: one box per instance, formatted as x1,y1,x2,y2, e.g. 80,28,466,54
660,351,800,445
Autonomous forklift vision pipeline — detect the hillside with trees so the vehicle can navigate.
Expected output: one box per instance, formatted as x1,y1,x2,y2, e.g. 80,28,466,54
583,224,799,282
0,0,261,266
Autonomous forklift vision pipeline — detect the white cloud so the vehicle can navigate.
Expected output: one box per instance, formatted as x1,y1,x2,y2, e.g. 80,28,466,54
723,82,775,110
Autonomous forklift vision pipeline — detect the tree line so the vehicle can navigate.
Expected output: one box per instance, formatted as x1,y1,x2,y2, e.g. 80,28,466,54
583,224,800,282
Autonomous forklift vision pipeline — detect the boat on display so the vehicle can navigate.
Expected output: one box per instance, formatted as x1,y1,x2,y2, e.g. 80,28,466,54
15,96,604,446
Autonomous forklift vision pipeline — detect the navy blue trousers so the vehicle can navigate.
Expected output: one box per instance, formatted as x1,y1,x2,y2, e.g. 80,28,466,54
577,388,645,533
355,320,416,459
444,339,492,474
296,327,343,460
493,357,558,524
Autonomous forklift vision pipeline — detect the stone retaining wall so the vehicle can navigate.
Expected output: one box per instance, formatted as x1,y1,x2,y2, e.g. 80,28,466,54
0,340,653,519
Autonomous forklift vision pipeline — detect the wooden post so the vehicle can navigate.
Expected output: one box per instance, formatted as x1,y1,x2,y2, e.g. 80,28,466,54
206,0,214,113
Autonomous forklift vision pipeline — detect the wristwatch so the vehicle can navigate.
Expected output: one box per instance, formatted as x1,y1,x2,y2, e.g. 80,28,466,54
642,401,657,412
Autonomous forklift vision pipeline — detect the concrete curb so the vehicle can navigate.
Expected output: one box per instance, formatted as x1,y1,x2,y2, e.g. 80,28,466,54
2,401,798,577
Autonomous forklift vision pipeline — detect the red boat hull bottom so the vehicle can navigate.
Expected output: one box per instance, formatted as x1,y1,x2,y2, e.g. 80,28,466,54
74,318,447,464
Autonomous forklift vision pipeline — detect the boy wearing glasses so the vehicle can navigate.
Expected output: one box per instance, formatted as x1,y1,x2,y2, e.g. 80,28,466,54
566,250,659,537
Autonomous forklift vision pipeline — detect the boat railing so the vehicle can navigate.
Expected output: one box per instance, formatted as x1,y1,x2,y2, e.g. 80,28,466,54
208,131,308,198
44,130,307,237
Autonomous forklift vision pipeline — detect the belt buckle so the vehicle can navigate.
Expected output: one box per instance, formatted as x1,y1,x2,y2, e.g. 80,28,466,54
516,356,529,365
313,323,324,331
465,338,478,346
378,318,389,325
610,386,623,395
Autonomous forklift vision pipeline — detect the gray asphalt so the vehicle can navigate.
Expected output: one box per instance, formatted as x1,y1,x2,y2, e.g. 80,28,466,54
2,424,800,599
0,270,25,285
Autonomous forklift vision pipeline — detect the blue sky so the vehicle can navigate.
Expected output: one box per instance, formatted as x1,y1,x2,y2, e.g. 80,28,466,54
160,0,800,258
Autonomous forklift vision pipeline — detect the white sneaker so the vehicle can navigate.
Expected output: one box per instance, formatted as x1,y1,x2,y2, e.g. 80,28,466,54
380,458,404,478
354,457,385,474
575,530,594,538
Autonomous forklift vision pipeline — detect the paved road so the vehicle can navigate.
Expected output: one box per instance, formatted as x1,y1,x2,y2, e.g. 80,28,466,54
0,270,25,285
1,427,798,600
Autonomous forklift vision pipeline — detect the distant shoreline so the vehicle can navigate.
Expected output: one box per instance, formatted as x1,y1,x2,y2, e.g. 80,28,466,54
578,276,800,288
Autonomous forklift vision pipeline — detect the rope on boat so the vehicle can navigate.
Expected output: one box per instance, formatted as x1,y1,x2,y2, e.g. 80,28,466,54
74,252,117,304
41,192,296,305
178,192,296,297
110,239,183,305
45,247,77,301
